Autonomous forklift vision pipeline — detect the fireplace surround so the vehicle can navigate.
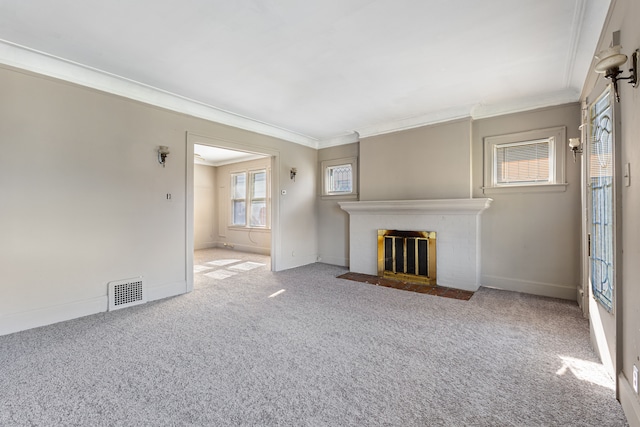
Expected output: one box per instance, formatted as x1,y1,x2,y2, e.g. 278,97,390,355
339,199,492,292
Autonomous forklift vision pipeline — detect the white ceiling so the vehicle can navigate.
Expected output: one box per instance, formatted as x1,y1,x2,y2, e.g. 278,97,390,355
0,0,611,148
194,144,267,166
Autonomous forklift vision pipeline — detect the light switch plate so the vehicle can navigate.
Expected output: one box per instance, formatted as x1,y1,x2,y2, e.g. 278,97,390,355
624,163,631,187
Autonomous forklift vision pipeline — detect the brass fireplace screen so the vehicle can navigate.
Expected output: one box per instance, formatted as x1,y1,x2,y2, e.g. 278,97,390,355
377,230,437,285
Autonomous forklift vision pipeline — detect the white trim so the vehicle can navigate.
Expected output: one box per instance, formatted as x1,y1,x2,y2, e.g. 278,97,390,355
0,279,188,336
357,106,473,139
562,0,587,88
483,126,567,192
147,281,188,302
216,242,271,256
0,40,586,149
0,296,107,336
316,132,360,149
339,198,492,215
619,371,640,427
0,39,319,148
481,275,577,300
321,157,358,197
317,255,349,267
482,183,569,195
186,132,281,274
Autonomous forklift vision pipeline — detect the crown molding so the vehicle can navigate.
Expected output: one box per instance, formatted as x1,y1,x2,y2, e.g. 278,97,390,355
0,39,320,149
356,105,473,139
316,132,360,149
469,89,581,120
0,39,585,151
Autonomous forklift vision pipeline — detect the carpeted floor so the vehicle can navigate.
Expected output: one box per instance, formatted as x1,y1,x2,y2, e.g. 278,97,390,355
0,249,629,426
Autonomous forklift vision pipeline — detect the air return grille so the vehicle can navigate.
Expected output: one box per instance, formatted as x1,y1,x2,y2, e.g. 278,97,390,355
108,277,146,311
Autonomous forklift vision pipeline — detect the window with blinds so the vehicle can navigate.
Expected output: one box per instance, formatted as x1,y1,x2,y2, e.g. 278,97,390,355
483,126,566,193
494,138,552,185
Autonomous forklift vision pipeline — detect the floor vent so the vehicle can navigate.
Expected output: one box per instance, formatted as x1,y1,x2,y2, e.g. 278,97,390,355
108,277,146,311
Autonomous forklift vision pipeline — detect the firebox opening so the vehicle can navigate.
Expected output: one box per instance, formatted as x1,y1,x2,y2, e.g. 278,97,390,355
377,230,436,285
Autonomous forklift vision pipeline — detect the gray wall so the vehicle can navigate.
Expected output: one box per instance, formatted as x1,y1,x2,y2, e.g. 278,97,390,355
317,143,359,266
0,65,317,335
194,164,217,250
472,104,582,300
215,157,272,254
345,109,581,300
582,0,640,423
360,118,472,200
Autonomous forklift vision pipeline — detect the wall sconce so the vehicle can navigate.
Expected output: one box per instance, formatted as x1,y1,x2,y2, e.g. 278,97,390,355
569,138,582,162
594,45,638,102
290,167,297,181
158,146,170,167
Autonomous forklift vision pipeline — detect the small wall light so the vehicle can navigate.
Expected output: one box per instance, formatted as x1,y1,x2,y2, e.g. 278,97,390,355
594,45,638,102
569,138,582,162
290,167,297,181
158,146,170,167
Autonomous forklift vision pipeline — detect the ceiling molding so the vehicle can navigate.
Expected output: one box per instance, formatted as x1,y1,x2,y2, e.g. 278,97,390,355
0,39,320,149
353,90,580,140
316,132,360,149
0,36,589,151
563,0,587,88
195,153,267,167
356,106,473,139
469,89,581,120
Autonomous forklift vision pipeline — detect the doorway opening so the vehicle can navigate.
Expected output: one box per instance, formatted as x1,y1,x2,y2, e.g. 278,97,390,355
186,133,280,293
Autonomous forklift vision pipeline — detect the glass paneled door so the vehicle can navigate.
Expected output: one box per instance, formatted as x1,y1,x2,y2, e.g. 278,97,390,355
588,87,615,312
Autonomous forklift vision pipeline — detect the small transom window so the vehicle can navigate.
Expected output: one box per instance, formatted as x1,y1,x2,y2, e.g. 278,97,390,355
321,157,358,197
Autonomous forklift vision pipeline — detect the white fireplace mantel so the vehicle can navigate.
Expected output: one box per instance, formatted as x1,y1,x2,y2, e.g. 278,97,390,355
339,198,492,292
339,198,492,215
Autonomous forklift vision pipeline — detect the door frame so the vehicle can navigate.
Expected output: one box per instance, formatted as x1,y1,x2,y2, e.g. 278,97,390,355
185,132,281,293
582,83,623,396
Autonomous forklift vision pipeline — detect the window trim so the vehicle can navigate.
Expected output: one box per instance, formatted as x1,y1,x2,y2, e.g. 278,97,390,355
321,156,358,198
230,167,270,229
483,126,567,194
230,172,247,226
248,169,268,228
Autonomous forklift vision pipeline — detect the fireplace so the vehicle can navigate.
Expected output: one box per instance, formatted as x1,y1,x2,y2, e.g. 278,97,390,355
377,230,436,285
339,199,492,292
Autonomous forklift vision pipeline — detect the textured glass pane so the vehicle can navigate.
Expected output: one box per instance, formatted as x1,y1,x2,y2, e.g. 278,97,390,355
251,171,266,198
232,201,246,225
232,173,246,199
328,164,352,193
496,141,550,184
589,89,613,311
250,201,266,227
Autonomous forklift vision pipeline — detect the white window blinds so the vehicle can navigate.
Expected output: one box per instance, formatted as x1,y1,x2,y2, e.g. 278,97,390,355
495,139,551,185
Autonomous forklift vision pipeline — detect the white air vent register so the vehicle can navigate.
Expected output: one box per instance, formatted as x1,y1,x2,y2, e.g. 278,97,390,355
108,277,146,311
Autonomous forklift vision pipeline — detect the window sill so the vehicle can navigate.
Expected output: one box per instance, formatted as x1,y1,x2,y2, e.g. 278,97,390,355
482,183,568,195
228,226,271,232
321,193,359,201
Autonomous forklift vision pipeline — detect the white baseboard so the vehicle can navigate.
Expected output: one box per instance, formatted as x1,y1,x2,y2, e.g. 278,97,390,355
319,255,348,267
481,274,576,300
0,280,188,337
194,241,217,250
619,372,640,427
277,253,319,271
147,280,187,301
0,296,107,336
215,242,270,255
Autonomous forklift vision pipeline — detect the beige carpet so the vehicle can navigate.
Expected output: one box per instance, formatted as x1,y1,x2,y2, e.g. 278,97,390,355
0,250,628,426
